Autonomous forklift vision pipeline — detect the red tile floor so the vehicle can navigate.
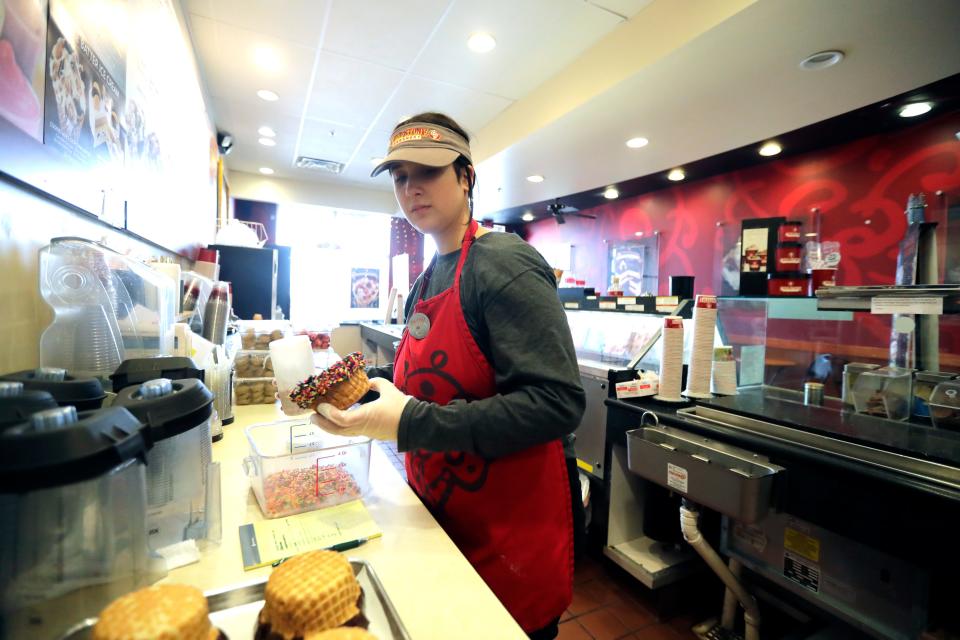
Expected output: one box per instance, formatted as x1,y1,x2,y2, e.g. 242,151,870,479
558,553,713,640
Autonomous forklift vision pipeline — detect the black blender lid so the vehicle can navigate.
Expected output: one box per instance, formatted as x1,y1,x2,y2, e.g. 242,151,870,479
0,405,149,492
0,382,58,429
110,356,204,392
113,377,214,442
0,369,106,407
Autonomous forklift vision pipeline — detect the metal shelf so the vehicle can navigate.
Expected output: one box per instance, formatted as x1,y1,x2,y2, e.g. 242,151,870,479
816,285,960,313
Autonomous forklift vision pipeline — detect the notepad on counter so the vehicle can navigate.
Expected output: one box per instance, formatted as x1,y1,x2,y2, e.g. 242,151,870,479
239,500,382,570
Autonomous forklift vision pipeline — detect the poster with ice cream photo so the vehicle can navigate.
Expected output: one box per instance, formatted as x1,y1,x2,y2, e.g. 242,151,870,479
43,0,127,166
0,0,47,141
350,268,380,309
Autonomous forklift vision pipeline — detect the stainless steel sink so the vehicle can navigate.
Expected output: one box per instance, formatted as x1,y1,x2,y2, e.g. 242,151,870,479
626,425,784,523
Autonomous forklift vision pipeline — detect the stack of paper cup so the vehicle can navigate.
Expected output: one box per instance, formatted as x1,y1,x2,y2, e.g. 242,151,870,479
683,295,717,399
655,316,684,402
711,346,738,396
269,335,315,396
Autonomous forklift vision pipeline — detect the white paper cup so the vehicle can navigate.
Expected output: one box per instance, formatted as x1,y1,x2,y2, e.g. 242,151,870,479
269,335,315,396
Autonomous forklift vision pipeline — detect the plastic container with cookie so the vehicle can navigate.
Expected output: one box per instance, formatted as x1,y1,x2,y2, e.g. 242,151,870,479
238,320,292,351
235,377,278,405
929,381,960,431
243,415,371,519
235,350,275,379
255,550,372,639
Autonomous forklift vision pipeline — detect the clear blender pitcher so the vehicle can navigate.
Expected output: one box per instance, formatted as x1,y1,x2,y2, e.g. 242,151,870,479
38,237,176,381
113,377,221,551
0,405,162,639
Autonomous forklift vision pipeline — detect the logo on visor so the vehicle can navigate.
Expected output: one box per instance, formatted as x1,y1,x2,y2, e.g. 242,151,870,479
391,127,443,148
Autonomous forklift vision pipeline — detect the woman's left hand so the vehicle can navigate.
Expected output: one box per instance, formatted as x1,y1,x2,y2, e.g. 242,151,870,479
310,377,412,441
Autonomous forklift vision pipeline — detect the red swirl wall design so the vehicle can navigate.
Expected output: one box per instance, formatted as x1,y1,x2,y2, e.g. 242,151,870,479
526,113,960,366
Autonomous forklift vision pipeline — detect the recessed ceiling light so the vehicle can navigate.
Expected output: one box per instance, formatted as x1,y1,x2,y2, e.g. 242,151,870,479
522,212,535,222
467,32,496,53
258,126,276,138
626,137,649,149
759,141,782,156
526,175,544,183
259,167,274,175
667,168,685,182
257,89,279,102
799,50,844,70
899,102,932,118
604,187,619,199
634,231,644,237
253,45,281,72
259,137,276,147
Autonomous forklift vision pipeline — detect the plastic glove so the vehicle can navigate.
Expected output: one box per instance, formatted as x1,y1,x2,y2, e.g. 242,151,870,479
310,377,411,441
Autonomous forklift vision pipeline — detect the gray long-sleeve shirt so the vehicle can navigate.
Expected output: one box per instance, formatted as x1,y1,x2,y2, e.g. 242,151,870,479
368,230,584,459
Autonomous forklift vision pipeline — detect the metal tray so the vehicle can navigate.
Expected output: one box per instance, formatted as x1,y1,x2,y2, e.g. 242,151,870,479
60,559,410,640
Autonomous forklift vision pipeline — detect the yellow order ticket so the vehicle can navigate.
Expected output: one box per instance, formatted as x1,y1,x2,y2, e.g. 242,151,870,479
239,500,381,570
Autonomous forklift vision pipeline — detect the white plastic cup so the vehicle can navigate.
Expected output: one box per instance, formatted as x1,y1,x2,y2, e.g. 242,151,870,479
269,335,315,398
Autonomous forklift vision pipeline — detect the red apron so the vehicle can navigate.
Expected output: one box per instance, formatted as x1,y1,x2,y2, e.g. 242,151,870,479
393,220,573,633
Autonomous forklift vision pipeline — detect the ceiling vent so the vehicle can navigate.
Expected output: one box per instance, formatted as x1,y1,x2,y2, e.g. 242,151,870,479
295,156,345,173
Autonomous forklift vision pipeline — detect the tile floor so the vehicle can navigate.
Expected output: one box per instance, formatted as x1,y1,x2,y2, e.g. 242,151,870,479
559,553,705,640
379,440,407,479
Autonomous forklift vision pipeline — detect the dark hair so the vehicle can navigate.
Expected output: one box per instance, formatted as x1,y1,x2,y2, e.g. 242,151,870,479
396,112,475,219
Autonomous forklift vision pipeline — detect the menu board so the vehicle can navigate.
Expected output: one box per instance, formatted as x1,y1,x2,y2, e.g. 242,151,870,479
0,0,216,255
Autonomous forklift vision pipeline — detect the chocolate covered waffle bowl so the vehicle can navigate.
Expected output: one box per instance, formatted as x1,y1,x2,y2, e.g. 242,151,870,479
289,353,369,412
92,584,226,640
255,551,368,640
311,629,379,639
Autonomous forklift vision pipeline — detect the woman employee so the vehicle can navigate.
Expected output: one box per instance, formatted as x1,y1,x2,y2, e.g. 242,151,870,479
310,113,585,639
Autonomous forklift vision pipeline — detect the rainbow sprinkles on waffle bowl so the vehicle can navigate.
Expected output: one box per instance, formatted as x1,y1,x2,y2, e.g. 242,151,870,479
289,352,370,412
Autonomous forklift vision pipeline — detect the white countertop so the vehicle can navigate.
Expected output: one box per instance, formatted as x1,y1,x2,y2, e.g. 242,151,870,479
164,403,525,640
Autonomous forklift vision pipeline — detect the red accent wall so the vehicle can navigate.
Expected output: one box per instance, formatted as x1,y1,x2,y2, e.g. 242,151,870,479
525,113,960,367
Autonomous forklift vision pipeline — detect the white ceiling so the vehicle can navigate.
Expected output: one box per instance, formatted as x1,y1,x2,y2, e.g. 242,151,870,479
184,0,960,218
184,0,652,191
475,0,960,218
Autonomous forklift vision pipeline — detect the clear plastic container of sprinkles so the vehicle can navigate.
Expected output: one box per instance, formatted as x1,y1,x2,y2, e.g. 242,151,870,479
242,419,371,518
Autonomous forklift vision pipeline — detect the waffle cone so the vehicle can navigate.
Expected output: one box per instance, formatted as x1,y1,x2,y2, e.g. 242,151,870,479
314,369,370,411
93,584,214,640
261,551,361,638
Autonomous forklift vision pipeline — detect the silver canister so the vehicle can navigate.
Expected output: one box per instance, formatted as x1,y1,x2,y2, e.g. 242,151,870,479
842,363,880,407
804,381,824,406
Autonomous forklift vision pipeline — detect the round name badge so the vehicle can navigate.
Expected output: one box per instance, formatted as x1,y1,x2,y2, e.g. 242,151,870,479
408,312,431,340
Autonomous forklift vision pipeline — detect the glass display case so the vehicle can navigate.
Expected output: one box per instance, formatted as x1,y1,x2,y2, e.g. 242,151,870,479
716,297,960,397
565,310,663,369
565,303,720,375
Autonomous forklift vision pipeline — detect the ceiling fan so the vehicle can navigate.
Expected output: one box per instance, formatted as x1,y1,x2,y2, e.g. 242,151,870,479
547,198,596,224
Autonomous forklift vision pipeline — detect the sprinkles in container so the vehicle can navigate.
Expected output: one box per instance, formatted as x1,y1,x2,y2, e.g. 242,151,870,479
242,418,371,519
